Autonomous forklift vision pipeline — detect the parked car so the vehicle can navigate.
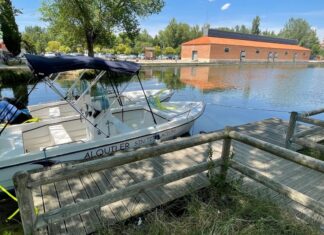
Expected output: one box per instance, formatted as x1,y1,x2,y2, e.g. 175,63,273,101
44,52,57,57
105,54,117,60
68,52,84,56
138,53,145,60
117,54,127,60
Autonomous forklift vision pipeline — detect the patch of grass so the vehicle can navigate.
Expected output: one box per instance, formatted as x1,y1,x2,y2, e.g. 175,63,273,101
0,197,23,235
298,141,324,161
99,183,320,235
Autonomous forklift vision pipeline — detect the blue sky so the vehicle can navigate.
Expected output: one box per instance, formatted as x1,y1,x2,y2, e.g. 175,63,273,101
12,0,324,41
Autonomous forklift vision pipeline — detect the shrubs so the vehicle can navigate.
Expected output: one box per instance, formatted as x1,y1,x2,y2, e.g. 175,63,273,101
0,69,34,85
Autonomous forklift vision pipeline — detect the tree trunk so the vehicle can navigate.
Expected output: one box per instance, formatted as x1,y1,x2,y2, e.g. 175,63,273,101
86,31,94,57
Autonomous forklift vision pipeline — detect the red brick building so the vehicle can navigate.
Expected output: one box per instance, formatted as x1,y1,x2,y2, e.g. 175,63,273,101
0,40,7,51
181,29,310,62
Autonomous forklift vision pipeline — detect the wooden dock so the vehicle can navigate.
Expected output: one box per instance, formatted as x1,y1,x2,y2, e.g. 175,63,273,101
14,118,324,234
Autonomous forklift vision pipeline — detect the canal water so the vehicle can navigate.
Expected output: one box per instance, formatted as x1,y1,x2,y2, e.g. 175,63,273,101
1,63,324,134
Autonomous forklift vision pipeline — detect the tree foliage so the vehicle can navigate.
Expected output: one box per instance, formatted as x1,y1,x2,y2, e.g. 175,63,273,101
279,18,320,55
40,0,164,56
156,18,203,50
0,0,21,56
251,16,261,35
22,26,49,54
46,40,61,52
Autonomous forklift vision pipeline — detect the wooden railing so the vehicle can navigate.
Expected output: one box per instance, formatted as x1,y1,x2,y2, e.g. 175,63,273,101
285,109,324,153
14,129,324,234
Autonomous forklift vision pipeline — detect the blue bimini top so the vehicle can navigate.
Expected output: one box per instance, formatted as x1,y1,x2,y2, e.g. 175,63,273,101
25,54,141,79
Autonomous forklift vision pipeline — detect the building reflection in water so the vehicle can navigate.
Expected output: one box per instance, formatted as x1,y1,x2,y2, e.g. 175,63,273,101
180,66,236,91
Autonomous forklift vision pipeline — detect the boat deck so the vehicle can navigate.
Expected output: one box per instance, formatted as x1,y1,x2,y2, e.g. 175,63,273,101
25,118,324,234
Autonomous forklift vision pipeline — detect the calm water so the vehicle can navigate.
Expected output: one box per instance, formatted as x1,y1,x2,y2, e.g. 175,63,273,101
1,63,324,134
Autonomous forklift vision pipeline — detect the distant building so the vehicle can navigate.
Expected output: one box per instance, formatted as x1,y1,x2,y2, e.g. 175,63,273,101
0,39,8,52
320,40,324,49
144,47,155,60
181,29,310,62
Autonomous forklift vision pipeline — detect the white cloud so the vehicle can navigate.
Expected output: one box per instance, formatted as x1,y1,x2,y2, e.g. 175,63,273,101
208,0,216,2
221,3,231,11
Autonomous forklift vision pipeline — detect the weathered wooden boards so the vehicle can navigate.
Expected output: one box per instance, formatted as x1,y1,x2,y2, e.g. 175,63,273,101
18,118,324,234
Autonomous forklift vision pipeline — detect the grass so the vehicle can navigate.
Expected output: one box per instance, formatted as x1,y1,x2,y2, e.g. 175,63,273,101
0,179,321,235
0,197,23,235
298,140,324,161
99,180,321,235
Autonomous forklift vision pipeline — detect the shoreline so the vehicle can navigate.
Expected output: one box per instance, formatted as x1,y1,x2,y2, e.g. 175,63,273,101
0,59,324,71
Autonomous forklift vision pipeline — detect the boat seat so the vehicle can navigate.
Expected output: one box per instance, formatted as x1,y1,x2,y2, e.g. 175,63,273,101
109,115,132,134
49,107,61,118
49,124,72,145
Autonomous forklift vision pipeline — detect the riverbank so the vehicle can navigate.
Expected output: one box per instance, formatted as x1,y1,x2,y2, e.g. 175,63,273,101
1,59,324,70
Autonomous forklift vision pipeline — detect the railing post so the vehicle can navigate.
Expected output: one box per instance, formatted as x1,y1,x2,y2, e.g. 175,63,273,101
285,111,298,149
13,171,36,235
220,127,232,181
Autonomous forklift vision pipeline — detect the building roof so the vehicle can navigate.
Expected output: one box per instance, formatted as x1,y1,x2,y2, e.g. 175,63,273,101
182,36,310,51
206,29,298,45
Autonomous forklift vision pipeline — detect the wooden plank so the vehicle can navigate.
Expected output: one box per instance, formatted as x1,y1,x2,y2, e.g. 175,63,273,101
13,172,37,235
67,176,100,234
121,159,173,205
89,171,123,224
41,183,66,235
54,180,86,235
33,186,48,235
78,174,108,222
230,161,324,217
106,166,155,218
229,131,324,173
101,168,134,221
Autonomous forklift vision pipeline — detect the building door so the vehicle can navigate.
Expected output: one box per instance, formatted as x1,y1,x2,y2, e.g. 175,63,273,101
268,52,273,62
192,51,198,61
273,52,278,62
293,53,298,62
240,50,246,61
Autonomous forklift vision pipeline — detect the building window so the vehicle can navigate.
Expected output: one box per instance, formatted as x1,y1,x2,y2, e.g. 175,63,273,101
303,52,306,56
285,51,288,55
256,49,260,54
224,48,229,53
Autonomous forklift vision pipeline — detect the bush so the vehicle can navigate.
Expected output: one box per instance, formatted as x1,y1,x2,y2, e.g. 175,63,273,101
0,69,34,85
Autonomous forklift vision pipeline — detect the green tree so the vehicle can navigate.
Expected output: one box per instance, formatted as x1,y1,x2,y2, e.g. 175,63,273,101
46,40,61,52
251,16,261,35
59,45,71,53
22,26,49,54
157,18,191,49
0,0,21,56
262,30,277,37
163,46,175,55
279,18,320,55
154,46,161,57
40,0,164,57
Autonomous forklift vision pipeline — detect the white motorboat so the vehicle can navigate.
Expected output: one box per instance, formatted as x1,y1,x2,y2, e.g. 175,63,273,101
0,54,205,189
